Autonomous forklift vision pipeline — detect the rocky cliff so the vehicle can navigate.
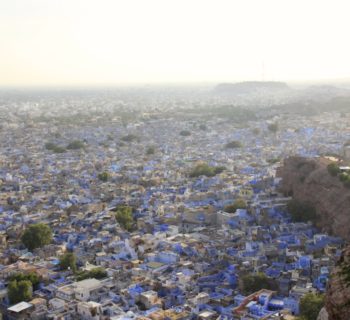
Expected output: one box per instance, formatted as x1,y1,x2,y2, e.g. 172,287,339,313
278,156,350,241
325,246,350,320
279,156,350,319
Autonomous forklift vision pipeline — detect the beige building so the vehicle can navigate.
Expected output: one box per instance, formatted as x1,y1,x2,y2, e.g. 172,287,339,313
56,278,103,302
140,290,162,309
77,301,103,320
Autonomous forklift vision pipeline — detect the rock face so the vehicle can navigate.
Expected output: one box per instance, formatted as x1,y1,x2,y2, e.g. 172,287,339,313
279,157,350,319
324,246,350,320
278,156,350,241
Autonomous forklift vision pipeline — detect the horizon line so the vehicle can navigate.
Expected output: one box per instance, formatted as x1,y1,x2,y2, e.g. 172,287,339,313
1,78,350,90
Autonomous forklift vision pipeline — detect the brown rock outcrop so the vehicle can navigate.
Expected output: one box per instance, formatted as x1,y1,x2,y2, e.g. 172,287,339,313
278,156,350,241
325,246,350,320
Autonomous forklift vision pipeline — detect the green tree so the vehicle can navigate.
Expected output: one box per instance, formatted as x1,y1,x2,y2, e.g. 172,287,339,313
76,267,107,281
287,200,317,223
66,140,85,150
267,158,280,164
146,146,155,155
299,293,324,320
21,223,52,251
9,272,39,289
339,172,348,182
224,198,247,213
241,272,277,295
339,172,350,188
225,140,243,149
98,171,109,182
45,142,66,153
8,280,32,304
327,163,341,176
180,130,191,136
213,166,226,175
189,163,226,178
114,206,134,231
52,146,66,153
121,134,138,142
344,177,350,189
45,142,56,150
59,252,77,273
268,122,279,133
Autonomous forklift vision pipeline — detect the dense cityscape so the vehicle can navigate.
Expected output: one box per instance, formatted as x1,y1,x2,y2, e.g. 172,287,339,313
0,85,349,319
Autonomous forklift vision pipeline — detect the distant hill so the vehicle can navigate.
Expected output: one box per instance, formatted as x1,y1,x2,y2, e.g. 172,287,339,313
214,81,289,94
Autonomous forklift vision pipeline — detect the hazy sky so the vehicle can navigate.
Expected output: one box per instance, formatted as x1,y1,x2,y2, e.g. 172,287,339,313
1,0,350,86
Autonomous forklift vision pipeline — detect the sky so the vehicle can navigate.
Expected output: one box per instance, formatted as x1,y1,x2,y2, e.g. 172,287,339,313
1,0,350,86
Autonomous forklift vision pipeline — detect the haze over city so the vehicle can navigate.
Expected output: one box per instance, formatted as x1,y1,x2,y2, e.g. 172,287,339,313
1,0,350,86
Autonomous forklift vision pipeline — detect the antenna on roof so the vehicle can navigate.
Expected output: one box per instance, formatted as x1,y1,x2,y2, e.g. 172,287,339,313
262,61,265,82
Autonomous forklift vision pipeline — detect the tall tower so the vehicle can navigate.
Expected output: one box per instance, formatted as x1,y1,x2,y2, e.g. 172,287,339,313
262,61,265,82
